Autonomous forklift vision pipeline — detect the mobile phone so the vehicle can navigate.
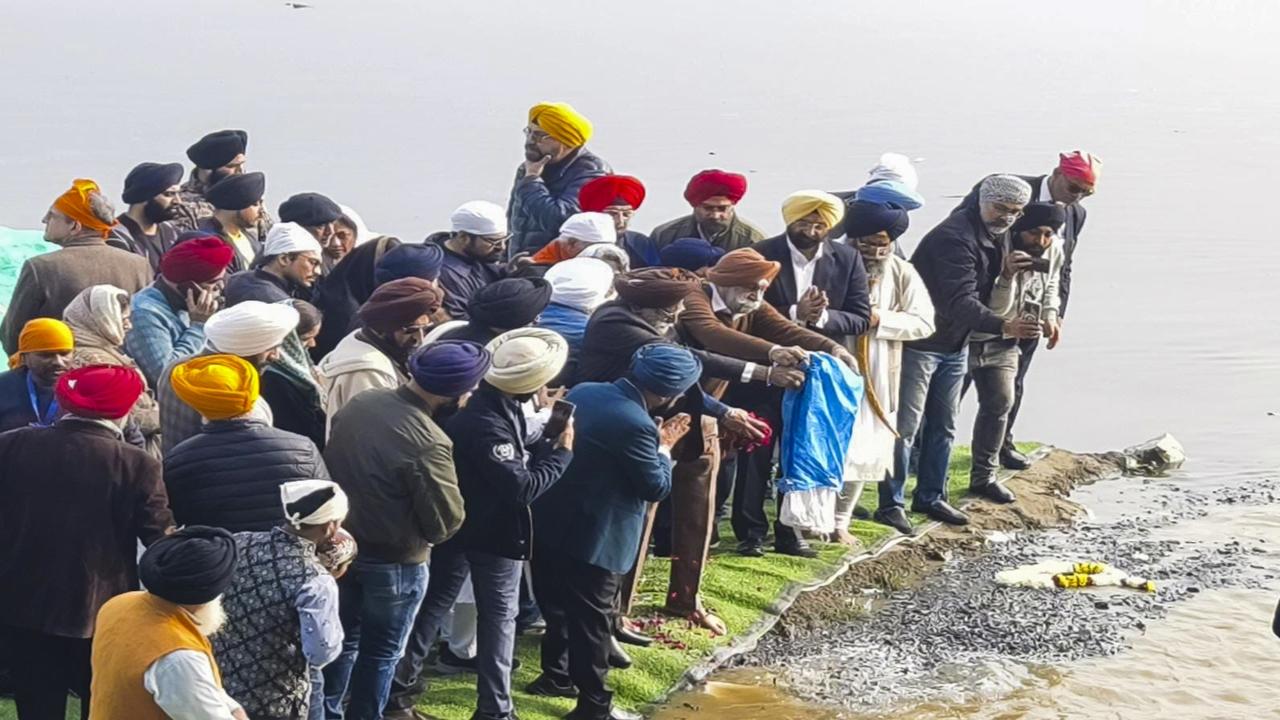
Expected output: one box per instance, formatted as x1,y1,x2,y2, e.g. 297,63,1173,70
1027,257,1051,273
1020,298,1042,322
543,399,575,439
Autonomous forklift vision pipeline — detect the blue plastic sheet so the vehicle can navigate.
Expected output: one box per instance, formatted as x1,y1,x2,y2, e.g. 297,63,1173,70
777,353,864,494
0,227,56,315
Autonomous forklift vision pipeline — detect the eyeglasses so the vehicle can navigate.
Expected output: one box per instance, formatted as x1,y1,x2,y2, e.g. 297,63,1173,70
476,234,510,246
523,127,552,143
991,203,1025,217
791,220,830,233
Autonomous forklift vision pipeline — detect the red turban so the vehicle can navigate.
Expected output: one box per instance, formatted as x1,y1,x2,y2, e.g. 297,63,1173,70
55,365,145,420
579,175,646,212
1058,151,1102,185
706,249,781,289
161,236,235,283
683,169,748,207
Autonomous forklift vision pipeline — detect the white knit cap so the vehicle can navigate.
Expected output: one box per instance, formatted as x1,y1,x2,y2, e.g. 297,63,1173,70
450,200,508,236
204,301,300,356
280,480,349,529
263,222,323,258
484,328,569,395
545,257,615,314
558,212,616,245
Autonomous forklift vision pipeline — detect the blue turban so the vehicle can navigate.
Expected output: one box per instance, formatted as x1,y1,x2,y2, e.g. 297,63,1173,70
375,243,446,285
844,200,910,241
854,181,924,211
408,340,491,397
628,343,702,397
658,237,726,272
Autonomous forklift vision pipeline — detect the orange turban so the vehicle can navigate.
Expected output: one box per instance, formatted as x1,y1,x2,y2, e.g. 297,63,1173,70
170,354,261,421
706,249,782,289
8,318,74,369
529,102,593,147
52,179,117,238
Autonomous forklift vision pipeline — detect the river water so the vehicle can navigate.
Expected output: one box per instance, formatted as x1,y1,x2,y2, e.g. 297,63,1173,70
3,0,1279,716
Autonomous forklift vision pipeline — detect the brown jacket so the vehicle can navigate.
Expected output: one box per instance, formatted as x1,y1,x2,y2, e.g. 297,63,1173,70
1,237,151,353
678,286,839,397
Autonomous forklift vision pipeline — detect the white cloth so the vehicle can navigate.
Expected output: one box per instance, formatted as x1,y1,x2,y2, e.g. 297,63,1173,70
263,222,324,258
545,257,614,313
867,152,919,190
143,649,241,720
484,328,569,394
317,329,406,438
204,301,300,356
338,204,379,246
785,238,829,327
779,488,838,534
280,480,349,528
557,212,616,245
576,243,630,271
1039,176,1053,205
451,201,508,236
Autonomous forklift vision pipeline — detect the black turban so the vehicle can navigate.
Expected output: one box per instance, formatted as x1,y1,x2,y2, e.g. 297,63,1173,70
205,172,266,211
843,200,910,241
139,525,238,605
468,277,552,330
122,162,184,204
279,193,342,227
1012,202,1067,234
186,129,248,170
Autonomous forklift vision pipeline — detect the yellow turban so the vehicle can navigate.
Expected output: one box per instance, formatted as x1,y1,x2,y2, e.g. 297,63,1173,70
170,354,260,421
529,102,593,148
9,318,74,369
781,190,845,229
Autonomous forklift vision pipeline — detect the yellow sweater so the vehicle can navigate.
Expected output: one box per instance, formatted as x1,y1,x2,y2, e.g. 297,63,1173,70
89,592,223,720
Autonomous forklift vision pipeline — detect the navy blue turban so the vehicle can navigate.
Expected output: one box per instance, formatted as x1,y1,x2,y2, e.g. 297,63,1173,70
139,525,238,606
658,237,726,272
205,172,266,211
468,278,552,330
375,243,446,285
844,200,910,241
1011,202,1066,234
279,192,342,227
409,340,491,397
629,343,703,397
122,162,184,204
186,129,248,170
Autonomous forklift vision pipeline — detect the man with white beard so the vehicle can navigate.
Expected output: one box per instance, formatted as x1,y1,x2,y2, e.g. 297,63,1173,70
833,201,935,539
89,525,247,720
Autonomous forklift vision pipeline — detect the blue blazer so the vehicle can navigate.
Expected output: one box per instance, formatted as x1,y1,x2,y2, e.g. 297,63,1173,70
531,379,672,573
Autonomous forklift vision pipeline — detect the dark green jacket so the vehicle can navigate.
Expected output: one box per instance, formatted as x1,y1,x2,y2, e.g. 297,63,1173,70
648,213,765,253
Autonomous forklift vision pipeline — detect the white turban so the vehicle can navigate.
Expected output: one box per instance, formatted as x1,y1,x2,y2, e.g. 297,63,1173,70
577,243,630,272
451,200,508,236
558,212,616,246
263,222,323,258
867,152,919,190
204,301,300,356
484,328,569,395
280,480,349,529
545,257,615,314
338,204,379,246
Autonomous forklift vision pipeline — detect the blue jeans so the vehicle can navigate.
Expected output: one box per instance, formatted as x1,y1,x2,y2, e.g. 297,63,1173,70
882,346,968,508
323,557,428,720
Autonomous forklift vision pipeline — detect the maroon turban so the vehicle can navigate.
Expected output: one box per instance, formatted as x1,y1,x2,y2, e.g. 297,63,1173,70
357,277,444,334
579,175,646,212
613,267,702,309
683,169,748,207
56,365,145,420
161,236,235,283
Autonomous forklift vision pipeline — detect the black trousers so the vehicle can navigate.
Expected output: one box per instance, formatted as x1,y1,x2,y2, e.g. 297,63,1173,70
531,549,619,718
722,387,799,547
0,625,90,720
1003,337,1039,450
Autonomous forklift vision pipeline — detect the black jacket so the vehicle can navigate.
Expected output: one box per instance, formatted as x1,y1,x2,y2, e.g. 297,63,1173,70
196,216,261,274
163,418,330,533
260,366,327,450
955,173,1088,317
754,235,872,340
507,148,610,255
311,238,400,361
224,268,307,306
437,241,505,321
445,384,573,559
908,205,1007,354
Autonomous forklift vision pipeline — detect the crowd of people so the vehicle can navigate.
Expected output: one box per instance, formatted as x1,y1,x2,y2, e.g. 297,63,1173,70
0,100,1100,720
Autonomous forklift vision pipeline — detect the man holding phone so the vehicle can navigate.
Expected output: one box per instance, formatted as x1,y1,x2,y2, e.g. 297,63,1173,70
966,202,1066,494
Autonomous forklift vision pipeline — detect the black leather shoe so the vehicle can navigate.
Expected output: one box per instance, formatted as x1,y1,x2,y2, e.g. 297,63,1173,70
852,505,872,520
774,538,819,559
608,636,632,669
873,507,915,536
1000,447,1031,470
970,481,1016,504
736,540,766,557
564,708,642,720
910,499,970,526
614,623,653,647
526,674,579,698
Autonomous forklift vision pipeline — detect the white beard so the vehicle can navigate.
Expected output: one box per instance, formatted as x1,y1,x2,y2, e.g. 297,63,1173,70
189,596,227,637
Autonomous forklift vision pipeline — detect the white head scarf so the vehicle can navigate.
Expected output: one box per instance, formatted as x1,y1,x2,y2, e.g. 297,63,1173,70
484,328,569,395
204,301,300,356
280,480,350,529
263,222,324,258
577,243,631,272
867,152,919,190
558,212,616,245
545,257,615,314
338,204,379,246
451,201,508,236
63,284,129,349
